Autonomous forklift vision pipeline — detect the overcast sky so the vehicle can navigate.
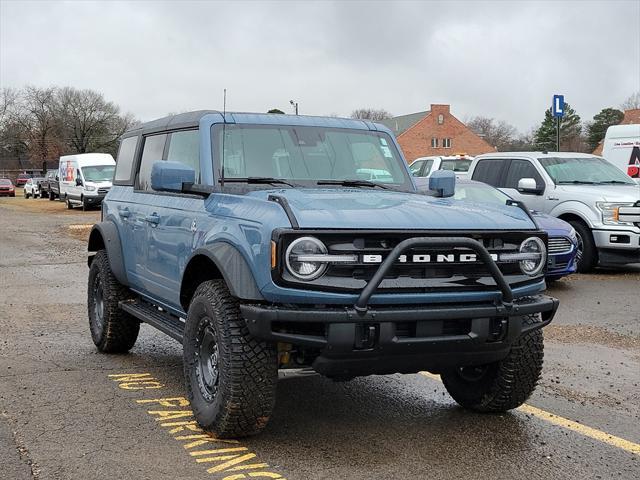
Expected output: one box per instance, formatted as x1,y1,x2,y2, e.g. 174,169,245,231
1,0,639,132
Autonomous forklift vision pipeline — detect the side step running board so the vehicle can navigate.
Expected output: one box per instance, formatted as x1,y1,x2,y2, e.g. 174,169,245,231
119,299,184,344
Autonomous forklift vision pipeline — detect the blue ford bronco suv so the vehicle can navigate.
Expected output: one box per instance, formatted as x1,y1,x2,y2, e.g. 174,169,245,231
87,111,558,437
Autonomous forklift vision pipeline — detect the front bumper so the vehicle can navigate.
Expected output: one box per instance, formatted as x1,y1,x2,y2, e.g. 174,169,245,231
83,194,106,206
592,228,640,265
242,295,558,376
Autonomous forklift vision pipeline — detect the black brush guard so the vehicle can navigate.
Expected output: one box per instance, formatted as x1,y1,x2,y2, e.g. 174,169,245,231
241,236,558,375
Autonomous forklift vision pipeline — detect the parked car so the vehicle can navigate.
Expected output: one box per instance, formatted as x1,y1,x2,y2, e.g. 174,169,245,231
58,153,115,210
40,170,56,198
87,111,558,438
450,179,578,281
410,154,474,179
601,124,640,181
15,173,31,186
46,170,61,200
468,152,640,272
23,177,45,198
0,178,16,197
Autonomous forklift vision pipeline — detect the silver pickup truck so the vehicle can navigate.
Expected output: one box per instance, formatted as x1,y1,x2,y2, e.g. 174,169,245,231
468,152,640,272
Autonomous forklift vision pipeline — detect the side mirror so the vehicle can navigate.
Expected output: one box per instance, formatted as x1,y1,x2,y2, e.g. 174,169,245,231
76,178,83,186
517,177,543,195
428,170,456,197
151,161,196,192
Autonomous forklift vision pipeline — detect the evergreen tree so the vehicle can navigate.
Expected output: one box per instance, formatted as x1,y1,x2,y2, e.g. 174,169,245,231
586,108,623,151
534,102,581,151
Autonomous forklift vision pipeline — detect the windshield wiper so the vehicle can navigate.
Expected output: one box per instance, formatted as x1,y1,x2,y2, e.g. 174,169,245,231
316,179,391,190
556,180,598,185
596,180,632,184
220,177,299,187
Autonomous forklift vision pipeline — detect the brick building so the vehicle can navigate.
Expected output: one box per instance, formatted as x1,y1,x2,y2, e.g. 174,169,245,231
379,104,495,163
592,108,640,155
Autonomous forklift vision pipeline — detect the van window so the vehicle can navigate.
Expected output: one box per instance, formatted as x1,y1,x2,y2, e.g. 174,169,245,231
114,136,138,184
471,159,507,187
166,130,200,182
137,134,167,191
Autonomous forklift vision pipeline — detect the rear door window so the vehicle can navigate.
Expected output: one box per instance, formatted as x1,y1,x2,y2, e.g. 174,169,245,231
471,159,508,186
114,136,139,184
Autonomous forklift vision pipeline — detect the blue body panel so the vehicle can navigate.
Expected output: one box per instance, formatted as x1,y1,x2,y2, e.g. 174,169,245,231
105,112,547,317
533,213,578,280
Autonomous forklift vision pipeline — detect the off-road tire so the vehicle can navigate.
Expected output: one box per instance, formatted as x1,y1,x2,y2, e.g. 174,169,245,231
568,220,596,273
87,250,139,353
183,280,277,438
441,314,544,412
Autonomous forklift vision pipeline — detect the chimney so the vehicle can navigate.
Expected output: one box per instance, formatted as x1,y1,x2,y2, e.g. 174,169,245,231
430,104,450,114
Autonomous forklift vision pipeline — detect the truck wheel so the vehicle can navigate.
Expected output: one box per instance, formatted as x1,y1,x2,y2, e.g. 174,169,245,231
87,250,139,353
441,314,543,412
66,197,73,209
183,280,277,438
49,191,54,201
568,220,596,272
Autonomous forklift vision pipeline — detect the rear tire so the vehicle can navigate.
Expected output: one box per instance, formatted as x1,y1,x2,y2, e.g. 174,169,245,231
441,314,544,412
49,191,54,201
568,220,597,272
183,280,277,438
87,250,139,353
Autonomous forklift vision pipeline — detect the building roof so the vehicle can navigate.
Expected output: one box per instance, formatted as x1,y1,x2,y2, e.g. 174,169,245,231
377,111,430,136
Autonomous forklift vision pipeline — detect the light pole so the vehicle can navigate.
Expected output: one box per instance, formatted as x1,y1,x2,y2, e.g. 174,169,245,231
289,100,299,115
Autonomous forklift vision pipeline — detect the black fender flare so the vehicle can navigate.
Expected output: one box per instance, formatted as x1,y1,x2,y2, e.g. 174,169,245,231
87,221,129,287
188,244,264,301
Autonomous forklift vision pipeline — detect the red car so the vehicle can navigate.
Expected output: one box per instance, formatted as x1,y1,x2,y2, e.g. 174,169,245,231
0,178,16,196
15,173,32,186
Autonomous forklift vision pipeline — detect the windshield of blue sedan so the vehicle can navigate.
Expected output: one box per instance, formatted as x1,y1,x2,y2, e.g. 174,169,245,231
214,124,411,188
453,182,510,204
539,157,634,185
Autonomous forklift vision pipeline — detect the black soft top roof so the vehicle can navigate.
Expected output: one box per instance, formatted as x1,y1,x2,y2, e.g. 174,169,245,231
123,110,221,138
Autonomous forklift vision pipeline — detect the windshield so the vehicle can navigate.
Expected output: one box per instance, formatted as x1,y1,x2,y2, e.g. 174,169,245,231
454,182,510,205
81,165,115,182
539,157,635,185
214,125,412,189
441,159,472,173
0,179,12,185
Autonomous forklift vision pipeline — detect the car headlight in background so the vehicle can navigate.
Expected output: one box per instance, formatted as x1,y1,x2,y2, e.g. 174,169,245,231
596,202,634,226
518,237,546,276
85,185,96,192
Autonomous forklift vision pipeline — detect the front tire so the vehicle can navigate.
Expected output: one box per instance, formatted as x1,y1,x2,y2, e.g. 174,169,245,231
183,280,277,438
49,190,55,201
87,250,139,352
441,314,544,412
66,197,73,209
569,220,597,272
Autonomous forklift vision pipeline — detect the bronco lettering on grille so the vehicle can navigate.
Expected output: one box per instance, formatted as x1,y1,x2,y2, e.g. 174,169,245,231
361,252,500,264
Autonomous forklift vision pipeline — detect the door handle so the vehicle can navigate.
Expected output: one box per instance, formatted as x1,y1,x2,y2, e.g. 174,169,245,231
145,213,160,225
118,208,130,218
547,196,559,201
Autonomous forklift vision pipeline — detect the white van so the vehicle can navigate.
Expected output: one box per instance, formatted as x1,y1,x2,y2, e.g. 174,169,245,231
601,124,640,181
58,153,116,210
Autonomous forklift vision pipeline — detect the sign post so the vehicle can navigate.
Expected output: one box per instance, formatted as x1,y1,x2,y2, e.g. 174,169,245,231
552,94,565,152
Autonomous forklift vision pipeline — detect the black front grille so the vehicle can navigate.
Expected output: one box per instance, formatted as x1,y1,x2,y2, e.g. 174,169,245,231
273,229,546,293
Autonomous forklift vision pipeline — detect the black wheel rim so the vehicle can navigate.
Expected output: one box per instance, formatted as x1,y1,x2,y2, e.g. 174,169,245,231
575,231,584,266
457,365,489,382
91,275,105,337
195,322,219,402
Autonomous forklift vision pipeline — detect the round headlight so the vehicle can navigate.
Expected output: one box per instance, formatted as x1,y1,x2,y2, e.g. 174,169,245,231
285,237,328,280
519,237,546,276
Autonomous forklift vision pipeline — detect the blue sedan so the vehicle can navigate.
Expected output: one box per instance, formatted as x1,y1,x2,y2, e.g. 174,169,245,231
450,179,578,281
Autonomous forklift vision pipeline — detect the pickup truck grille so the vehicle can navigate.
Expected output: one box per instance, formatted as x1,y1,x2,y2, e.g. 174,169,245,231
274,230,546,293
548,237,572,254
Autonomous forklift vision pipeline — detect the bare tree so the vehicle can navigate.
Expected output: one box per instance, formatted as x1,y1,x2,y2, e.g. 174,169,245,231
16,86,62,162
466,116,517,151
350,108,393,121
620,92,640,110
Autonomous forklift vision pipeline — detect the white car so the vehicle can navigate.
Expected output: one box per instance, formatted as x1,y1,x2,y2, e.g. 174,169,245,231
601,124,640,181
58,153,115,210
468,151,640,272
23,177,44,198
409,154,474,179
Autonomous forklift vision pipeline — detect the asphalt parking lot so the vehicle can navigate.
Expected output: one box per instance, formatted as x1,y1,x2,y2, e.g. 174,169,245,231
0,193,638,480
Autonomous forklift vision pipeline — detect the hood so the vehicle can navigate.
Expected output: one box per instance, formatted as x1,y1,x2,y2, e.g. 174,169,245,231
557,183,640,202
531,211,573,237
247,188,536,230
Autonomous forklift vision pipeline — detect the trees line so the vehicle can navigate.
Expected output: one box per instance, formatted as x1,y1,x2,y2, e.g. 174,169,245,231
0,86,136,169
350,92,640,153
